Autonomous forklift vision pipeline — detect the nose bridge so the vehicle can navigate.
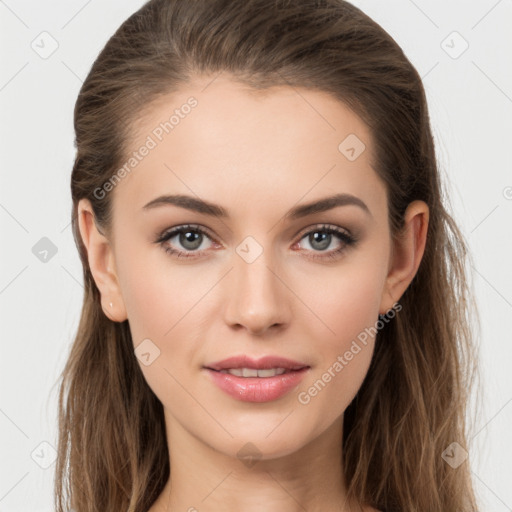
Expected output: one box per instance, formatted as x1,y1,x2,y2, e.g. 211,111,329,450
224,237,289,334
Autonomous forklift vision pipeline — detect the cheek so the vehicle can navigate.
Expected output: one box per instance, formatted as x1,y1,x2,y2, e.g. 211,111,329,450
116,255,205,407
293,258,386,422
300,257,387,348
115,247,218,387
116,243,205,343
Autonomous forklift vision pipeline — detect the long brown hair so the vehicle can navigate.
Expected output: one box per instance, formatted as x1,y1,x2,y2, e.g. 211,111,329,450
55,1,482,510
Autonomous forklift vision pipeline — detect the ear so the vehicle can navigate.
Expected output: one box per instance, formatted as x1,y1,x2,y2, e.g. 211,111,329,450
379,200,429,314
77,198,127,322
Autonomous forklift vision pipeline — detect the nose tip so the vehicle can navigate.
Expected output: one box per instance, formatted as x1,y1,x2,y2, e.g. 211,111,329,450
229,295,284,336
224,258,289,336
240,318,282,337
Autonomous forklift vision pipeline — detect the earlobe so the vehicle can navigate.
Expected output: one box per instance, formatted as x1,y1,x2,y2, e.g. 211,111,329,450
379,200,429,315
77,198,128,322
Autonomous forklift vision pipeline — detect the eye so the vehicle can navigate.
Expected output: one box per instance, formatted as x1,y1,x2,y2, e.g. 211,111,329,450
154,223,357,260
293,224,357,261
155,224,218,259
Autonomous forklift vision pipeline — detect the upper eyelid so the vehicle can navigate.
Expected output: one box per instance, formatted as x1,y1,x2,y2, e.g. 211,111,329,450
158,224,218,243
295,223,351,239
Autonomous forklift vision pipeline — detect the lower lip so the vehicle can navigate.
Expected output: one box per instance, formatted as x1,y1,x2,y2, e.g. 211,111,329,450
204,368,309,402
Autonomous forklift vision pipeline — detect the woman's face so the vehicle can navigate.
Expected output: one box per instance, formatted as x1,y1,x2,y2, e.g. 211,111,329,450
87,75,404,461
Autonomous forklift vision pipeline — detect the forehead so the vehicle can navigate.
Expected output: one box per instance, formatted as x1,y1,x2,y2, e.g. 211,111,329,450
111,75,386,220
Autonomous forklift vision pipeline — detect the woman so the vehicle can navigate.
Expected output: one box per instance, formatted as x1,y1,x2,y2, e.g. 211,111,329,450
55,0,481,511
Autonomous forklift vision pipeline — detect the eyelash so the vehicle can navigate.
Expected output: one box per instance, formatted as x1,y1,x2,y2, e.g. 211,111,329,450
154,223,357,261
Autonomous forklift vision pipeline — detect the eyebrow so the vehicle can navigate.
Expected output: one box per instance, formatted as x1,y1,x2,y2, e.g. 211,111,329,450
142,193,371,220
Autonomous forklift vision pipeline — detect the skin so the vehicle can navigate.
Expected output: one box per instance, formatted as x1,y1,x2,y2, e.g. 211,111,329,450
78,74,429,512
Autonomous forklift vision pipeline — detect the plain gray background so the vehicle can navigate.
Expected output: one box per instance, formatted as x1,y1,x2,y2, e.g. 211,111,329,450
1,0,511,510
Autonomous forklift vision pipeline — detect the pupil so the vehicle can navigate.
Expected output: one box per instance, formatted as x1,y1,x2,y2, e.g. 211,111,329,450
181,231,202,250
310,232,330,251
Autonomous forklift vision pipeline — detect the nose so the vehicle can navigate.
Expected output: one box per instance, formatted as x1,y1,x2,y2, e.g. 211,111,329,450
223,247,291,336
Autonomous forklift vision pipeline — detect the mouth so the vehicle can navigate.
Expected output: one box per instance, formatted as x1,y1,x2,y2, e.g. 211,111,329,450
203,366,311,403
202,355,311,402
207,367,306,378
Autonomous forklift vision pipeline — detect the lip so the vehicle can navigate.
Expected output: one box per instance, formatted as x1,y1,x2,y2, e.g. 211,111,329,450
203,355,310,403
204,367,309,402
204,355,309,371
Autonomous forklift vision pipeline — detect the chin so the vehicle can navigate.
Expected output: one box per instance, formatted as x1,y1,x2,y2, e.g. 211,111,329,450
206,422,315,463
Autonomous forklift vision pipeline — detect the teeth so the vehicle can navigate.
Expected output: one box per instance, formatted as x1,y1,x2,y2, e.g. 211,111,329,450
219,367,288,377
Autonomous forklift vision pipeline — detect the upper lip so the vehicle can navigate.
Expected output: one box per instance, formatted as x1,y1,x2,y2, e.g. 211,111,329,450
204,355,309,371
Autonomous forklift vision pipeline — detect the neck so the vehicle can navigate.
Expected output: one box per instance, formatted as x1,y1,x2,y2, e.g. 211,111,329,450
150,411,364,512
